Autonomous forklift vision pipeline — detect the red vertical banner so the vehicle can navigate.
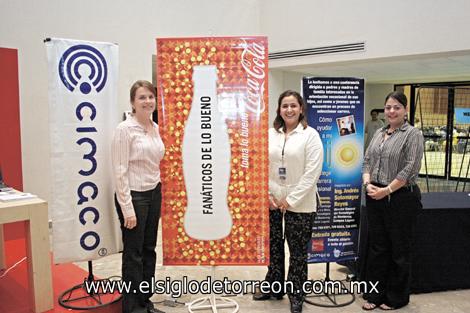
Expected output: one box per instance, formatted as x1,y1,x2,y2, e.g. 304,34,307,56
0,48,23,191
0,48,25,241
157,37,269,265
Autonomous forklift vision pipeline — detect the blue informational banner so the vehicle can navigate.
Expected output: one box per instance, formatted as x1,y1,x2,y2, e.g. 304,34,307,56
302,77,364,263
455,108,470,124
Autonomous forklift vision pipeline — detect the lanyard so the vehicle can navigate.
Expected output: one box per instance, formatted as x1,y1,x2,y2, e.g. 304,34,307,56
281,136,287,166
278,135,288,182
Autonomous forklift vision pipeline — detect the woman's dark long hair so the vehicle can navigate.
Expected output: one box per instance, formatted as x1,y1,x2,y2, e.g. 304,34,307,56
385,90,407,107
273,90,308,132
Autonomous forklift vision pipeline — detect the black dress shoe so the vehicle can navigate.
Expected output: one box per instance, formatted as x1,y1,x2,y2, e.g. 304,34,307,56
147,306,165,313
146,302,165,313
290,301,303,313
252,291,284,301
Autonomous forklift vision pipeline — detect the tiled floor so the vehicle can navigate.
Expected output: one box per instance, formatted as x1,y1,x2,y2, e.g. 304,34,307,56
75,226,470,313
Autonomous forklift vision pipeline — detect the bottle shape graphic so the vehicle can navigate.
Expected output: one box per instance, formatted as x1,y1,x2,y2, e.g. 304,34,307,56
182,65,232,240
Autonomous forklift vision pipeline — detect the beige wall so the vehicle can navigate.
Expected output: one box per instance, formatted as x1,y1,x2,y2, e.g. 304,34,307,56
365,83,394,116
261,0,470,68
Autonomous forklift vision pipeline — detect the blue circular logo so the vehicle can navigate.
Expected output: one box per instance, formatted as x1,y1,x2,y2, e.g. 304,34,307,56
58,44,108,94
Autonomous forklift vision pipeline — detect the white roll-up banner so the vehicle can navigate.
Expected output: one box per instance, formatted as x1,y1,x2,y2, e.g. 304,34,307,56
46,38,121,263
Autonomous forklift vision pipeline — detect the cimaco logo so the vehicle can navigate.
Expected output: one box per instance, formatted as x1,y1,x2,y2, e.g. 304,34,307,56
59,44,108,94
59,44,108,253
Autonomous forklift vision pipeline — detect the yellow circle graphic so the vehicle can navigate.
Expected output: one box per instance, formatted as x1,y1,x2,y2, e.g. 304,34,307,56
340,147,354,163
335,142,359,167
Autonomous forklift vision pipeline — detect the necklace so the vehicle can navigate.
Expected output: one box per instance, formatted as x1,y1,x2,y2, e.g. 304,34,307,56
386,128,398,136
143,124,153,135
134,115,153,134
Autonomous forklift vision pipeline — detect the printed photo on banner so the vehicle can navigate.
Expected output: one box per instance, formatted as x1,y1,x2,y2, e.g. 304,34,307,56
336,115,356,136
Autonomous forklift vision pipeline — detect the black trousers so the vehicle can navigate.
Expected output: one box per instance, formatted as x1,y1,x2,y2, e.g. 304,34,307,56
364,185,421,309
265,210,315,303
115,184,161,313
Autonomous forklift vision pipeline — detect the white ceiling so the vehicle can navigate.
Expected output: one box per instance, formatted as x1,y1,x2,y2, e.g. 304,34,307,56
277,51,470,84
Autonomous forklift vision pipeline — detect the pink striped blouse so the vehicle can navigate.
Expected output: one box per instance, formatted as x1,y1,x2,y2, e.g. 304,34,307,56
111,116,165,218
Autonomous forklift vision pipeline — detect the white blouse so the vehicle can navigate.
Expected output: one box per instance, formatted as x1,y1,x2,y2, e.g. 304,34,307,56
111,116,165,218
269,124,323,213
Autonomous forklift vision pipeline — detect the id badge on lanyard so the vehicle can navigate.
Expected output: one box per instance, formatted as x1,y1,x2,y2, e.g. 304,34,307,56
279,136,287,181
278,166,287,181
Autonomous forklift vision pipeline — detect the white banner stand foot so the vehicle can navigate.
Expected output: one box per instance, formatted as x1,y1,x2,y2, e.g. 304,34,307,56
186,267,239,313
187,294,239,313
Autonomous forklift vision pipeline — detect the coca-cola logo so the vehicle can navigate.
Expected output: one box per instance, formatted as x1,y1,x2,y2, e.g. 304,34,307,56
241,39,266,114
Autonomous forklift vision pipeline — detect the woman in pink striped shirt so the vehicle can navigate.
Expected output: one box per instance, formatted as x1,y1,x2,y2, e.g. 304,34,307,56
112,80,165,313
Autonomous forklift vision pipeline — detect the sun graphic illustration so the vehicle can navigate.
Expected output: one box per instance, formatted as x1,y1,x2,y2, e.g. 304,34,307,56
335,142,360,168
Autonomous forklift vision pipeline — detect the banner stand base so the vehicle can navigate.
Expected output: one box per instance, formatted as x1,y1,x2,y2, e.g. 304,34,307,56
186,267,239,313
304,262,355,308
58,261,122,310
